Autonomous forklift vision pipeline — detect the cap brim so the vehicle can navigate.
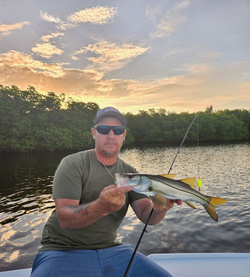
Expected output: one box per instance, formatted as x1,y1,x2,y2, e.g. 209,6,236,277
94,111,127,126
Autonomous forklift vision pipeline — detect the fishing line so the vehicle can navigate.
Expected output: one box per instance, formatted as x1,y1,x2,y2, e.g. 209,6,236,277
196,114,203,192
197,114,200,176
168,114,198,174
123,113,198,277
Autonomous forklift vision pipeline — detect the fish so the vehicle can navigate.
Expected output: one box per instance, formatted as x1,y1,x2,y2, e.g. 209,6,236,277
115,173,227,222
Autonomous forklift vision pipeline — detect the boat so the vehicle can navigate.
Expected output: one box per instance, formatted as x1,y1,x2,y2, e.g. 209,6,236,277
0,253,249,276
0,268,31,277
148,253,250,277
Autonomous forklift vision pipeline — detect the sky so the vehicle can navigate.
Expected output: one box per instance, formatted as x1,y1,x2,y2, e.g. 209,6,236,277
0,0,249,114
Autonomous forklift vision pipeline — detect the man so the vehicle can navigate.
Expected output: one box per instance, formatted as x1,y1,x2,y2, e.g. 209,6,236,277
31,107,181,277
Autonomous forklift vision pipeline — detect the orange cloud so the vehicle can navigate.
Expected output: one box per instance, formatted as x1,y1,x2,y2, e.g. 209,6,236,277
0,51,65,77
85,41,149,63
0,51,249,115
73,41,149,72
41,32,64,43
67,6,118,25
32,43,64,59
0,21,30,36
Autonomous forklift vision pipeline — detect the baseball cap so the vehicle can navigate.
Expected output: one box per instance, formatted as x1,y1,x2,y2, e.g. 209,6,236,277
93,107,127,126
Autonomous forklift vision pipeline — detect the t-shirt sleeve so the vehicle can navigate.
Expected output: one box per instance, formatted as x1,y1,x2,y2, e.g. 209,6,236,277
53,156,83,200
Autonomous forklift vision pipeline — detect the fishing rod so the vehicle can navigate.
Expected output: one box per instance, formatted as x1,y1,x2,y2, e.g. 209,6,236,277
123,113,198,277
123,208,154,277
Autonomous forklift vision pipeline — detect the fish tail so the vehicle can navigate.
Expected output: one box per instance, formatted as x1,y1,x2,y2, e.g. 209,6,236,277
205,196,227,222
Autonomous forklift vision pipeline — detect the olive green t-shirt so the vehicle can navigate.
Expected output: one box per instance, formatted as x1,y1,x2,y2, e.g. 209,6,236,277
40,149,147,251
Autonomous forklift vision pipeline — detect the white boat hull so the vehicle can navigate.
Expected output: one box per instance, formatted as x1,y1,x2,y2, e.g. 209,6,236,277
0,268,31,277
148,253,250,277
0,253,249,276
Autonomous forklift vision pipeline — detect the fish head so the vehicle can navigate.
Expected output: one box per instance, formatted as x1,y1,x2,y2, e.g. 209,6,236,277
115,173,152,192
115,173,140,187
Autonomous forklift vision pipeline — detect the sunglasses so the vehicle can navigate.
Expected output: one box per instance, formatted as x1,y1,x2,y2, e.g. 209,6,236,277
94,125,125,135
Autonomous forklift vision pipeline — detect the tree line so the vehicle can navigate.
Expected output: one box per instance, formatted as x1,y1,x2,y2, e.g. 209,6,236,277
0,85,249,152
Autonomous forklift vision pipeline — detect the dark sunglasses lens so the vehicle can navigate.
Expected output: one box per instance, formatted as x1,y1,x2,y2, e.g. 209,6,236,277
96,126,111,134
96,126,125,135
113,126,125,135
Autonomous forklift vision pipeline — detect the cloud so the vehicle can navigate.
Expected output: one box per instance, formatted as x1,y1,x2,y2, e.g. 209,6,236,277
41,32,64,43
165,46,197,57
241,83,250,99
0,51,65,78
67,6,118,25
32,43,64,59
0,50,219,112
197,52,222,61
0,50,249,114
150,1,189,38
145,2,166,25
71,48,85,61
0,50,106,97
57,22,78,31
173,1,190,11
40,11,61,23
89,75,211,113
59,6,118,30
0,21,30,36
85,41,149,62
73,41,149,72
189,63,211,75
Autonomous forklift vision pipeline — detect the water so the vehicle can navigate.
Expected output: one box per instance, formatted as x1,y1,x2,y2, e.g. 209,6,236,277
0,143,250,272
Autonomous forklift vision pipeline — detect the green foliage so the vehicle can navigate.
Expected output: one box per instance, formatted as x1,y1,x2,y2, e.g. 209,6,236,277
0,84,249,152
0,85,98,152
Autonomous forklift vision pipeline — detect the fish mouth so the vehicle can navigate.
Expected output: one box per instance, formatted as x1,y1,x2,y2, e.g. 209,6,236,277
121,173,134,178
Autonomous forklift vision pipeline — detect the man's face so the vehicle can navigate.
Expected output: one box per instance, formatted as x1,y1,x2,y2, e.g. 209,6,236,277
91,117,126,157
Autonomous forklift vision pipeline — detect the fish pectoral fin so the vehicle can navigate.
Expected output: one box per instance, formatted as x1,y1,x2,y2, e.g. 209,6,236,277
151,194,167,208
160,174,176,179
180,177,196,188
184,201,197,209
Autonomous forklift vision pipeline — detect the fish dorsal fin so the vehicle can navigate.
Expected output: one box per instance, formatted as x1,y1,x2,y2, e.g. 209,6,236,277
160,174,176,179
180,177,196,188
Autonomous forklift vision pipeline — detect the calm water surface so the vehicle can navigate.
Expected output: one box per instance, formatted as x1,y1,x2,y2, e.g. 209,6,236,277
0,143,250,271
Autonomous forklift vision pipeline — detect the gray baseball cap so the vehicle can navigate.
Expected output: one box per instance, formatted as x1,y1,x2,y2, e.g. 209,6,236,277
93,107,127,126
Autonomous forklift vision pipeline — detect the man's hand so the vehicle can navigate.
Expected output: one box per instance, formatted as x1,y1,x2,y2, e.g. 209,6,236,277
97,185,132,215
151,197,182,215
131,196,182,226
55,185,132,230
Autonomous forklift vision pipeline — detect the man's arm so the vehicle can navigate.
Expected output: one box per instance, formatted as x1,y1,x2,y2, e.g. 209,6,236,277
55,185,132,229
131,197,182,226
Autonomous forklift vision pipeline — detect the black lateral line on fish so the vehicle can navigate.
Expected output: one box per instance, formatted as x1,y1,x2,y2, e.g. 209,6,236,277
148,175,212,207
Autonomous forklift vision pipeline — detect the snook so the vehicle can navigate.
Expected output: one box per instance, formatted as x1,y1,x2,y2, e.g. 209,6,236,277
115,173,227,222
